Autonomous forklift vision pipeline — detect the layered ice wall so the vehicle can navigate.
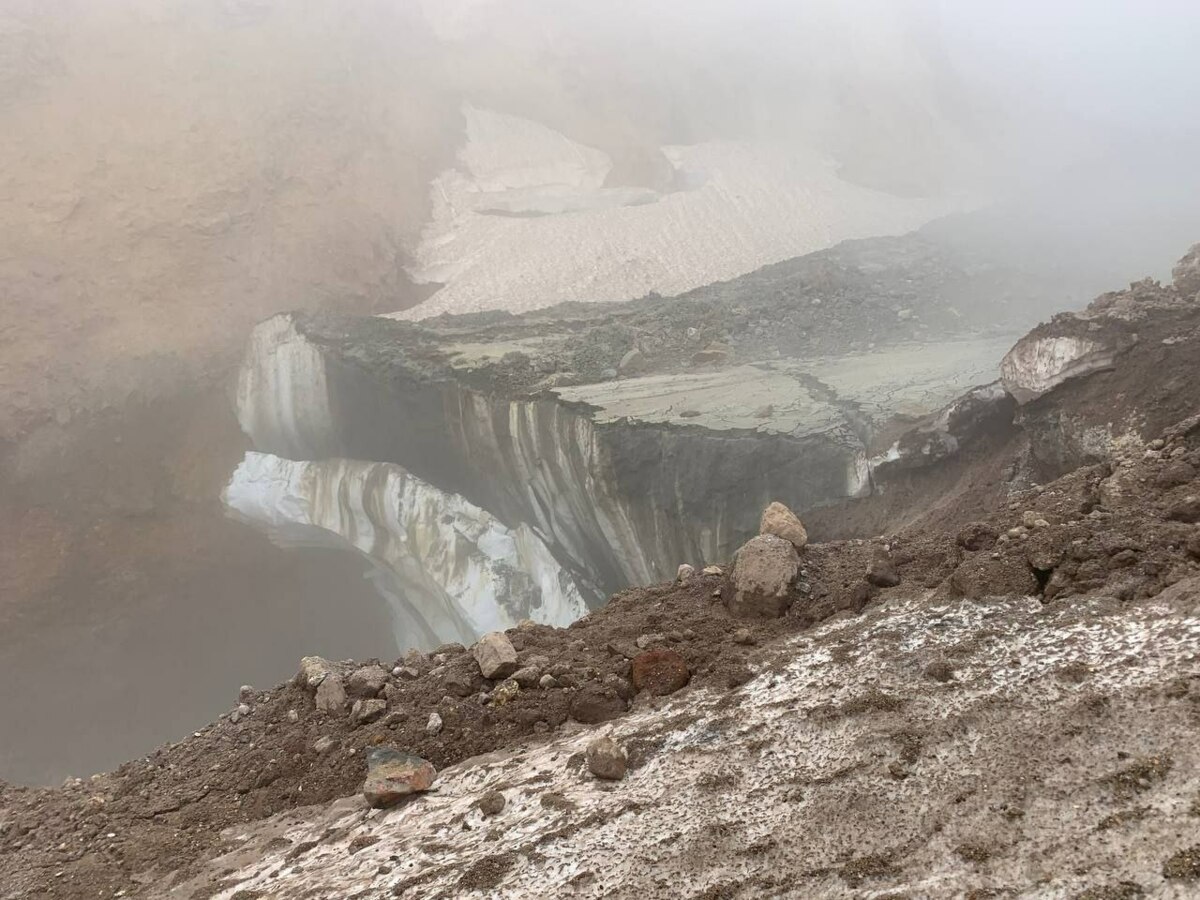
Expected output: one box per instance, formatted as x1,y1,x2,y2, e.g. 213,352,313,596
223,452,587,648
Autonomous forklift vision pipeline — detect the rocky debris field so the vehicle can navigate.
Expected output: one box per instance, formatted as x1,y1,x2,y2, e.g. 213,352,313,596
1,399,1198,897
2,248,1198,898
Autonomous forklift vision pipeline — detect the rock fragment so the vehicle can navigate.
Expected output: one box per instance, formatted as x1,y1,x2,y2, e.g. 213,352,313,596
296,656,334,689
1166,495,1200,523
759,501,808,550
347,665,388,698
677,563,695,582
313,736,337,754
473,632,519,679
315,675,347,714
949,556,1039,600
702,565,724,576
727,533,800,619
586,736,628,781
631,649,691,696
426,712,443,735
511,666,541,688
866,551,901,588
362,748,436,809
352,698,387,726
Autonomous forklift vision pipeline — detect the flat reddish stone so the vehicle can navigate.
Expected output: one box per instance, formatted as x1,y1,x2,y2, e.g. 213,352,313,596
631,649,690,696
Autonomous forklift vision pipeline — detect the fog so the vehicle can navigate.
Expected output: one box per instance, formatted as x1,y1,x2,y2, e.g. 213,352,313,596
2,0,1199,786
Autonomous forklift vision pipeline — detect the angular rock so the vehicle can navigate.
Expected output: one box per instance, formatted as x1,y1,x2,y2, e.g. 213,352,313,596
702,565,724,576
313,736,337,754
631,649,691,696
352,698,387,726
238,685,255,702
362,747,436,809
296,656,334,690
490,679,521,706
473,631,519,680
677,563,695,582
586,736,628,781
314,674,347,714
759,501,808,550
569,684,627,724
727,534,800,619
426,712,443,735
347,664,388,698
866,551,901,588
539,673,559,690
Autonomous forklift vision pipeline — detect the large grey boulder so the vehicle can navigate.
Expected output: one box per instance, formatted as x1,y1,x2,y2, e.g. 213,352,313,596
759,501,808,550
472,632,519,679
727,534,800,619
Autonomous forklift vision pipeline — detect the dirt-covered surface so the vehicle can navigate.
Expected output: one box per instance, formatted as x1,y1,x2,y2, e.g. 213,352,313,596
2,389,1198,897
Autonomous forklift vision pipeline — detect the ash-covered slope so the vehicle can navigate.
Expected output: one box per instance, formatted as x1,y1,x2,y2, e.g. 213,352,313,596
3,278,1199,896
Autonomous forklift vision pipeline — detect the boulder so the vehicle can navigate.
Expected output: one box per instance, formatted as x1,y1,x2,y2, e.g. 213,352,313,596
362,748,436,809
631,649,691,696
727,534,800,619
347,664,388,698
759,501,808,550
473,632,519,679
949,556,1040,600
314,674,347,713
586,736,628,781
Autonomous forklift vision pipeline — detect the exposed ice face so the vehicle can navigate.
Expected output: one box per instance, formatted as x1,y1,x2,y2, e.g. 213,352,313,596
397,106,960,320
223,452,588,650
235,314,339,460
999,334,1114,404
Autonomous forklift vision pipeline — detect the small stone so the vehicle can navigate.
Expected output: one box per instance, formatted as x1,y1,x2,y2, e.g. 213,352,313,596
636,633,665,650
631,649,691,696
236,703,251,717
347,665,389,698
676,563,695,582
539,674,559,690
313,736,337,754
618,348,645,374
352,698,387,726
392,666,403,677
473,632,520,679
315,675,347,714
287,709,299,723
586,736,628,781
732,628,754,646
727,534,800,619
759,501,808,550
426,712,443,735
490,679,521,706
511,666,541,688
1021,510,1041,528
1148,438,1166,451
238,685,255,703
362,748,436,809
478,790,506,817
702,565,723,576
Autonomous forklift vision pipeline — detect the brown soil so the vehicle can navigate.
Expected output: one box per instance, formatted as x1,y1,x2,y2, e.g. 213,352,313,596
1,401,1197,898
